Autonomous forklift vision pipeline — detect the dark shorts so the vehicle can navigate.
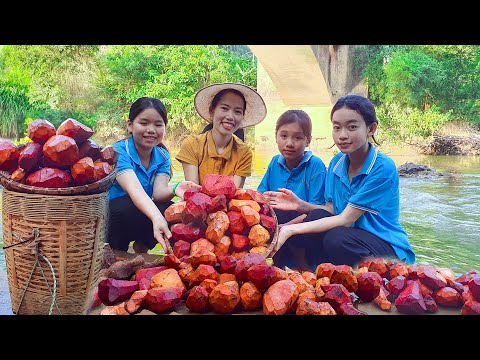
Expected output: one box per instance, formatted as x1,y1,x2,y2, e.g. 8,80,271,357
273,209,397,271
107,195,173,251
273,209,304,224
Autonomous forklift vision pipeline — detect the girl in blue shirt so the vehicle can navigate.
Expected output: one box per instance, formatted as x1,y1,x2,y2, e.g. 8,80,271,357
108,97,200,254
268,95,415,271
258,110,326,269
258,109,327,225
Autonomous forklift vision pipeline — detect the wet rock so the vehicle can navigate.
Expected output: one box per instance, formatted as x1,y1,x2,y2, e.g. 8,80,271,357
423,135,480,155
397,162,444,178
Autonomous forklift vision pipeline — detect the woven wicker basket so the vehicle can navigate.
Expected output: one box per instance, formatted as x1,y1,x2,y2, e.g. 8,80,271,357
2,189,107,315
264,206,279,258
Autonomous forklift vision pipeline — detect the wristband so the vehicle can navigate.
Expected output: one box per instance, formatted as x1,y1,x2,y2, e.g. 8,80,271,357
172,181,182,197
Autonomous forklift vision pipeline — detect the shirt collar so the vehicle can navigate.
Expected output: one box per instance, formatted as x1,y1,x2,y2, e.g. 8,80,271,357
207,131,235,159
126,136,141,166
277,150,313,170
333,143,378,179
359,142,378,175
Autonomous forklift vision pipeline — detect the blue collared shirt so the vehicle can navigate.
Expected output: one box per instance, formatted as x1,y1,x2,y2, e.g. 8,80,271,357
325,143,415,264
109,136,171,201
257,151,326,204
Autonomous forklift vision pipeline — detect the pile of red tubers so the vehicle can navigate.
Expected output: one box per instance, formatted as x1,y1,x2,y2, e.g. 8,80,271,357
164,174,277,259
93,249,480,315
0,118,116,188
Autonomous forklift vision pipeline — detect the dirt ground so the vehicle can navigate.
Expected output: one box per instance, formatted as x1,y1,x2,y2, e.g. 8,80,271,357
89,299,460,316
420,134,480,155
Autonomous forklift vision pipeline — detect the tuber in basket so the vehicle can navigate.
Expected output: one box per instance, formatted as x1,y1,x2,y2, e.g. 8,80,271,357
0,169,117,196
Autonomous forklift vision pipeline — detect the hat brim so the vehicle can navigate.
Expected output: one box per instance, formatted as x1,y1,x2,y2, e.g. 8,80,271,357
194,83,267,128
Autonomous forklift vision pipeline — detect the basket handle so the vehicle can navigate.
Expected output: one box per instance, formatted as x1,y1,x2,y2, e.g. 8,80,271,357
3,228,40,250
5,227,62,314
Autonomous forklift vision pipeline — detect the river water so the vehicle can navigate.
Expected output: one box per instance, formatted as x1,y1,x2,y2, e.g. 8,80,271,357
1,149,479,314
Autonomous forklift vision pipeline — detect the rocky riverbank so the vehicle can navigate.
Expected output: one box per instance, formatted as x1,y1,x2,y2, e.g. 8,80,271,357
419,134,480,155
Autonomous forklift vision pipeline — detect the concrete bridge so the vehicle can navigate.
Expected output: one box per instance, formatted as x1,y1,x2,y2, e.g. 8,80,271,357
249,45,367,106
247,45,367,153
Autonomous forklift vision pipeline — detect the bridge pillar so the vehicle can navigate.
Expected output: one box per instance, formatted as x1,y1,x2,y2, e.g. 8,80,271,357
248,45,367,160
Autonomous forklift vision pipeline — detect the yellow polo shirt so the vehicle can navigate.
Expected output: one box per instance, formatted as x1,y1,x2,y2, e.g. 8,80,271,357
175,130,252,185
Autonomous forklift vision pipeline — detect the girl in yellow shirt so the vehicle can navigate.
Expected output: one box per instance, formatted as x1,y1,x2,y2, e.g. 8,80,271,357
176,82,267,188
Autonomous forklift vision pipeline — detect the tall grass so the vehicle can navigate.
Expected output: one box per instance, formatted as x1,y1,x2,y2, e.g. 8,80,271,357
0,87,31,139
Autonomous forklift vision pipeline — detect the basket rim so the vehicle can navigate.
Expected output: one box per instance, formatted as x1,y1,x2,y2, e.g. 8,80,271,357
0,169,117,196
264,204,278,258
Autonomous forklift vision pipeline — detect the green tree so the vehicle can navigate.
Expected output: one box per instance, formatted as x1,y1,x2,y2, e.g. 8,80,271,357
355,45,480,141
421,45,480,124
1,45,98,109
384,49,446,110
353,45,399,105
95,45,257,145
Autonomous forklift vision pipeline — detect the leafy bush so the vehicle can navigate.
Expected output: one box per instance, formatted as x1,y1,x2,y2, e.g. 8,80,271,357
96,45,257,133
356,45,480,135
14,135,32,146
0,84,32,138
1,45,99,139
92,109,127,146
376,102,451,144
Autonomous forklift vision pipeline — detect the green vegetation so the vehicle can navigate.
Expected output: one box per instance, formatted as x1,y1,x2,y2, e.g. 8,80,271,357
1,45,479,147
95,45,256,146
354,45,480,143
0,45,100,138
0,45,255,146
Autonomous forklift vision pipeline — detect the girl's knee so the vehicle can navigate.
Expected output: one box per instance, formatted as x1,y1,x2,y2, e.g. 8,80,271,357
323,227,348,251
322,228,371,267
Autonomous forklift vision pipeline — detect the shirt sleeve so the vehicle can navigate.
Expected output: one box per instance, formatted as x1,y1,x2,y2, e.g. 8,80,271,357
308,160,327,205
175,136,200,166
257,159,273,193
348,174,396,215
113,142,134,176
234,146,252,177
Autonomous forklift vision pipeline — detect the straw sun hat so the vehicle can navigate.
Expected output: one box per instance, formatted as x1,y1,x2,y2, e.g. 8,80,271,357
194,82,267,128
